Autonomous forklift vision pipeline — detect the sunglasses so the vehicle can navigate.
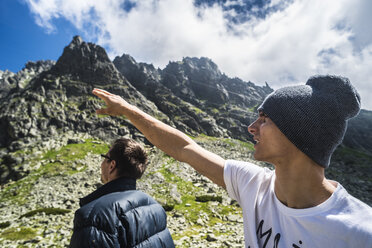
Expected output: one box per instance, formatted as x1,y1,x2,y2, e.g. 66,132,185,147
101,154,113,161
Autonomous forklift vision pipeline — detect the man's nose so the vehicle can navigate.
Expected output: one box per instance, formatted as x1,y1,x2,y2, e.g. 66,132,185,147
248,119,258,134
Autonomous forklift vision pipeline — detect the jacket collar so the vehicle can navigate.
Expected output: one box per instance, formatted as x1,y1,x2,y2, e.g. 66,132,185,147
79,177,136,207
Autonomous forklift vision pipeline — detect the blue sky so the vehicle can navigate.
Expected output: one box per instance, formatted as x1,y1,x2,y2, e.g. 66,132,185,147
0,0,85,72
1,0,371,110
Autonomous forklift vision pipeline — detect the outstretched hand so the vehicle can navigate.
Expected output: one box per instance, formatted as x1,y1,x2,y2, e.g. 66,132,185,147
92,88,129,116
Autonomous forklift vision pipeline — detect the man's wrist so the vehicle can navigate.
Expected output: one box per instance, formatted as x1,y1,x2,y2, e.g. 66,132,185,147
120,103,134,115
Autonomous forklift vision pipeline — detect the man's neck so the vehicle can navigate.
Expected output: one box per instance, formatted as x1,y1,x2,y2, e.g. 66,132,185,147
80,177,136,207
273,157,337,209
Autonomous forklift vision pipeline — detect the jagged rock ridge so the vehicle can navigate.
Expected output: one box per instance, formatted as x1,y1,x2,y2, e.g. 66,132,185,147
1,36,371,185
0,60,55,98
51,36,123,84
113,54,273,140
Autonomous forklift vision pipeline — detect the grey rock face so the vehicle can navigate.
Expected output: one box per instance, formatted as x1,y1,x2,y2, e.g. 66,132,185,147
51,35,123,85
0,70,16,94
161,58,225,104
113,54,162,88
0,60,55,98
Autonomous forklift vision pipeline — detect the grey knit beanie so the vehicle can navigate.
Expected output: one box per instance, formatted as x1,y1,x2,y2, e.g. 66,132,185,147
258,75,361,168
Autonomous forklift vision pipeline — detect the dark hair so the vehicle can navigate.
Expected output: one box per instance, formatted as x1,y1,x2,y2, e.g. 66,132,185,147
108,138,148,179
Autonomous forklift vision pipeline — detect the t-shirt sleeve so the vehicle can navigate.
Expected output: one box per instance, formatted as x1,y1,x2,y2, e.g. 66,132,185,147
223,159,265,204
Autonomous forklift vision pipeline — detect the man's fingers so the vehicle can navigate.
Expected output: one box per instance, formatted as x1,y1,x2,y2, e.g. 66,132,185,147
92,88,114,97
92,89,105,100
93,88,124,116
93,89,117,106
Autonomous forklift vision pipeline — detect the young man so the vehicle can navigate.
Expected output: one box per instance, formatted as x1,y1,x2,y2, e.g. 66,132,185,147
70,138,175,248
92,75,372,247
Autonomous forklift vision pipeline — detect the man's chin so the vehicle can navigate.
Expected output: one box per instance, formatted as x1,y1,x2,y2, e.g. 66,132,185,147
253,152,261,161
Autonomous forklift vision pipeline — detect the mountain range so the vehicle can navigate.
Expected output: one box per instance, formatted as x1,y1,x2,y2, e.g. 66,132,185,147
0,36,371,246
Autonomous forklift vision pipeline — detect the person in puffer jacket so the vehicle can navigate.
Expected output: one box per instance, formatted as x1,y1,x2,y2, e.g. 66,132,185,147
70,138,175,248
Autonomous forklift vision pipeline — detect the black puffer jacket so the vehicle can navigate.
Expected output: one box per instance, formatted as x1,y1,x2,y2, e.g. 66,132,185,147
70,177,175,248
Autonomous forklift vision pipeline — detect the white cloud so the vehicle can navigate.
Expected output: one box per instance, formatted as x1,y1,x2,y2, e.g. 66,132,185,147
24,0,372,110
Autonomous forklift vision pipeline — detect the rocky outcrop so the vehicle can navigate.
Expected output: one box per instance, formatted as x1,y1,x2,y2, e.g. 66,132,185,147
0,70,16,96
0,60,55,98
162,57,227,104
113,54,161,89
51,36,123,85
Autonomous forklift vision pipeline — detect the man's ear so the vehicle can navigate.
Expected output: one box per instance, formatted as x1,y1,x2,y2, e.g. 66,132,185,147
109,160,116,173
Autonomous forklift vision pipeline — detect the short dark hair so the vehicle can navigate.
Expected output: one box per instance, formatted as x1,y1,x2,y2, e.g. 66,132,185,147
108,138,148,179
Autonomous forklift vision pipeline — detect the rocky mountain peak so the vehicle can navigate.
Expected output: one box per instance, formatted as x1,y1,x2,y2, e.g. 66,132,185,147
70,35,83,47
0,70,15,98
24,60,55,72
182,57,221,78
0,70,15,80
51,36,123,85
115,54,138,67
0,60,56,98
113,54,161,86
113,54,141,79
163,57,222,83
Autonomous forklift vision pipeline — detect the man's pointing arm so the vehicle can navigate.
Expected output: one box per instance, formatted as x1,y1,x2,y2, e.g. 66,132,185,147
92,88,226,187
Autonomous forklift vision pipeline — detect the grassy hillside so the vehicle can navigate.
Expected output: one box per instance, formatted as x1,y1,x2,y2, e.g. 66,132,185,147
0,134,257,247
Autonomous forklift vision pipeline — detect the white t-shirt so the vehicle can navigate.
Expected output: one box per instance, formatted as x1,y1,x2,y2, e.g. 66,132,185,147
224,160,372,248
